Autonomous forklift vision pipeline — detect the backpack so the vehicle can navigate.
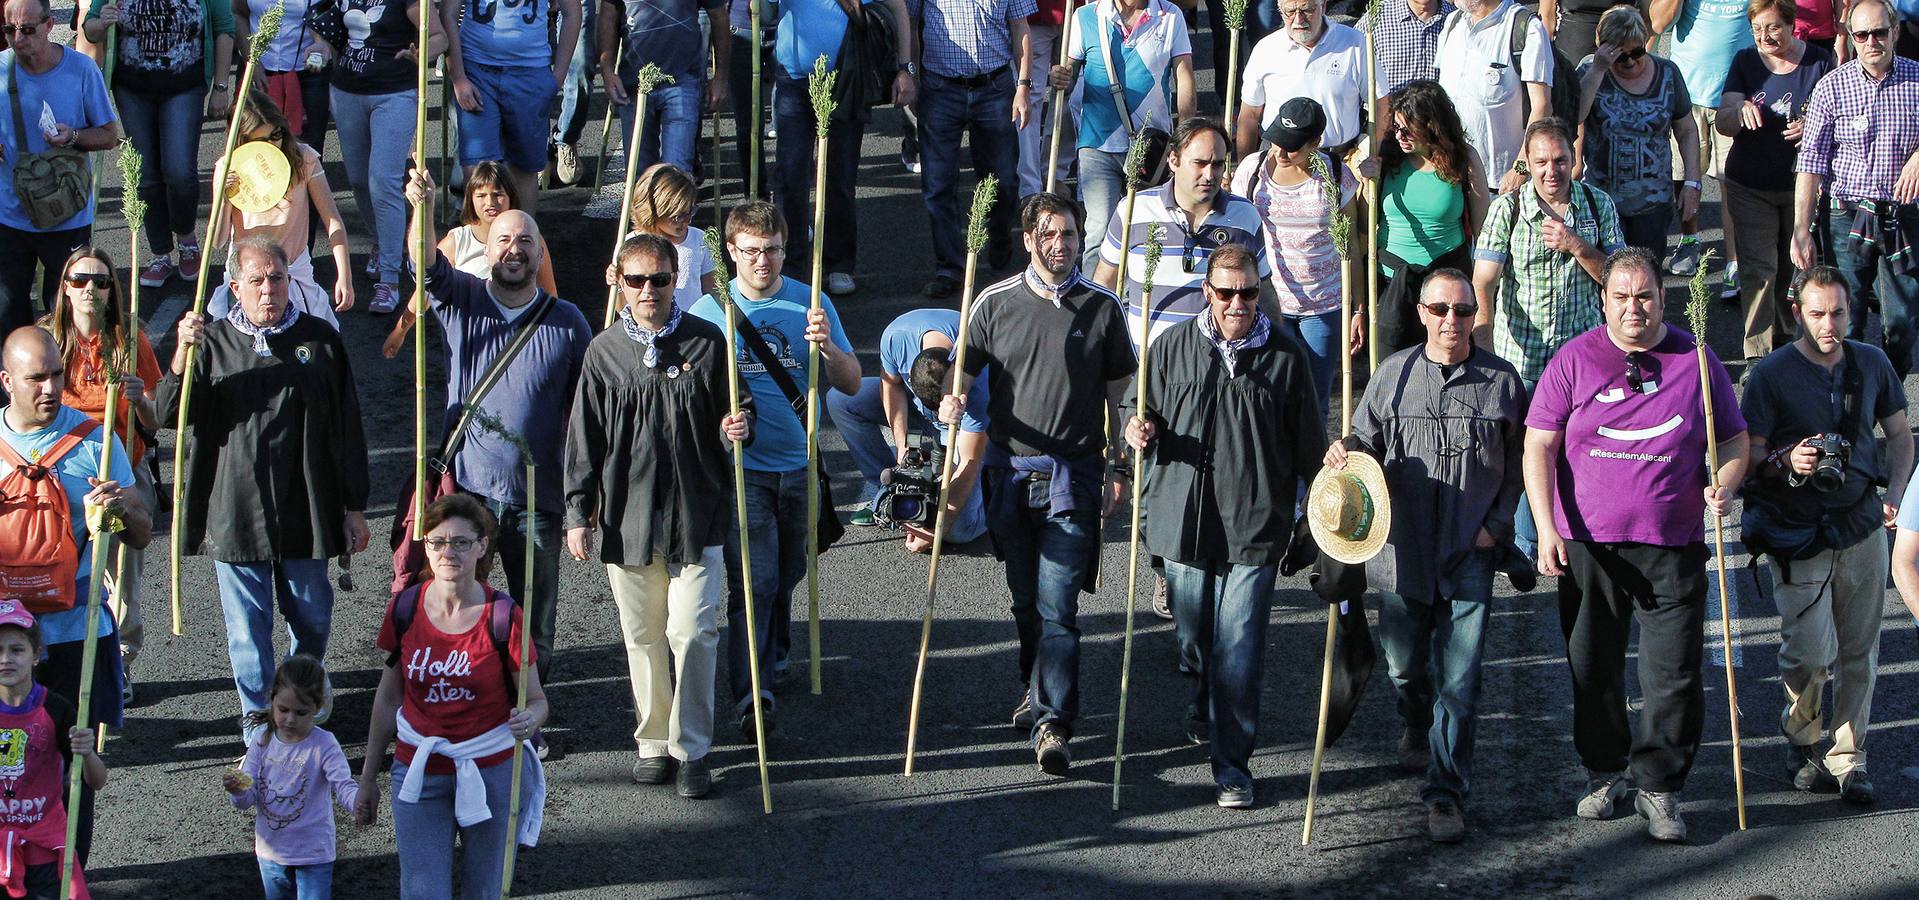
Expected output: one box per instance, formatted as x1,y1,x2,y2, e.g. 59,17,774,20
1509,6,1582,125
386,583,519,689
831,0,902,122
0,421,98,614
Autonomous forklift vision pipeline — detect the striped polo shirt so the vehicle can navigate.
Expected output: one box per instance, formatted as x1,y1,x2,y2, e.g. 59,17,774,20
1098,181,1272,349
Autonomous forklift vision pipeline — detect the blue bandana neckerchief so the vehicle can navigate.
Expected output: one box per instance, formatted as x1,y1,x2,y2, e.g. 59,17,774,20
619,303,683,368
1196,307,1271,377
226,303,300,358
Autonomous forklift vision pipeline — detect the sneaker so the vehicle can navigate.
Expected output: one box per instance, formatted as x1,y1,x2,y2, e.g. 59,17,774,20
901,133,921,175
1785,742,1834,792
1720,259,1740,302
370,282,402,315
1011,692,1035,731
1838,769,1875,805
364,254,381,280
555,141,582,186
139,256,176,288
1397,726,1429,774
1634,789,1687,843
121,680,133,707
631,754,674,785
1426,798,1467,843
826,272,857,295
1576,769,1631,820
1150,573,1173,621
532,730,550,761
1665,239,1701,277
177,240,202,282
676,756,712,799
1035,724,1071,776
1184,715,1209,746
850,506,877,527
922,274,959,299
1216,783,1255,809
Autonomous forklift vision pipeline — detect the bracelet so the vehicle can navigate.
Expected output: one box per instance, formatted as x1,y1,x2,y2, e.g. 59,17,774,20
1683,179,1701,191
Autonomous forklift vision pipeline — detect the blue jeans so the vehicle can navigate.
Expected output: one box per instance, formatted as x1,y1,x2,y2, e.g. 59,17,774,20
551,0,597,145
213,558,333,722
1277,309,1338,424
1162,558,1277,790
1076,147,1126,272
114,84,206,255
390,758,512,900
1828,200,1919,377
824,375,986,541
259,859,334,900
1377,549,1494,805
616,77,703,176
723,467,808,711
984,466,1100,737
774,73,864,276
483,498,560,682
457,63,560,172
917,69,1019,278
331,87,416,283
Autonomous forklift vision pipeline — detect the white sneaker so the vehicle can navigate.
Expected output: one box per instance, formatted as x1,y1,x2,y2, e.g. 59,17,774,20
826,272,856,295
1576,769,1632,819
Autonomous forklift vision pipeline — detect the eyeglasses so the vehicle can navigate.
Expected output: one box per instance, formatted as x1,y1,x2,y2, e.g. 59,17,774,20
621,271,674,289
1279,6,1318,20
1,18,48,37
731,244,785,261
423,536,480,552
1207,283,1260,301
1421,302,1478,318
65,272,111,288
1390,122,1421,139
1624,350,1650,393
1850,26,1891,42
1750,23,1788,37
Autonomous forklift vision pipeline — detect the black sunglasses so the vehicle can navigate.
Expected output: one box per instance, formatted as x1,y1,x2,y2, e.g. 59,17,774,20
621,271,674,289
1421,302,1477,318
1207,283,1260,301
1851,26,1891,42
1,17,48,37
1625,350,1650,393
65,272,111,287
1614,46,1649,62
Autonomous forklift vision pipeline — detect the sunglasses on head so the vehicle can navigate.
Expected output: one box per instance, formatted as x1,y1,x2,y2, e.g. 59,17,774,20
1,17,48,37
65,272,111,288
1850,26,1891,42
621,271,674,289
1422,302,1477,318
1207,283,1260,301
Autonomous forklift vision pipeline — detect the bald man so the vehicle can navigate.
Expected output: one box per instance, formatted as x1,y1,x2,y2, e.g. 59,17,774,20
402,169,592,698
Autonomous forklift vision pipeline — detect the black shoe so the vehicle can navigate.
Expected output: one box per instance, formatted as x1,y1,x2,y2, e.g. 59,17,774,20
1839,769,1875,805
738,699,775,743
676,756,712,799
631,754,674,785
1785,742,1834,792
1184,716,1209,746
923,274,959,298
1427,799,1466,843
1216,784,1255,809
1150,573,1173,621
1397,726,1429,774
1035,724,1071,776
1011,693,1035,731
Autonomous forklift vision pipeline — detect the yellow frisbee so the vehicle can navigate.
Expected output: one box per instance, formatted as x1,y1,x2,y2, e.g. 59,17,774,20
226,141,292,215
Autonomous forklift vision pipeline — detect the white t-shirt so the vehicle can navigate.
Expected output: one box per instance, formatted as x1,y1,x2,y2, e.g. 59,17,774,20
1240,21,1378,149
1433,1,1552,181
1070,0,1192,154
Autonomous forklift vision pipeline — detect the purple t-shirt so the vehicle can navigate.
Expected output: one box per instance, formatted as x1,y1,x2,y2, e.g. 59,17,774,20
230,727,360,866
1525,326,1746,546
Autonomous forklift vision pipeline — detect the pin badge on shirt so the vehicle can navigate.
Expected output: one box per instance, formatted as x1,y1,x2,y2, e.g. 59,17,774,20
295,346,312,364
667,364,682,379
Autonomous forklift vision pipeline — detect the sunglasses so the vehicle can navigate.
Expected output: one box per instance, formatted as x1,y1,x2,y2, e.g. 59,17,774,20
1207,283,1260,301
1,17,47,37
621,271,674,289
1850,26,1891,42
1624,350,1650,393
1421,302,1478,318
65,272,111,288
1613,46,1649,62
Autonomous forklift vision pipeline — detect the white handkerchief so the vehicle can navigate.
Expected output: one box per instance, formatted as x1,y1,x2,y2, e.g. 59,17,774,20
37,102,56,141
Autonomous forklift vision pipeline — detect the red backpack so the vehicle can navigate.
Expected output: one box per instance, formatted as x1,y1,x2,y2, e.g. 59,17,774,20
0,421,98,613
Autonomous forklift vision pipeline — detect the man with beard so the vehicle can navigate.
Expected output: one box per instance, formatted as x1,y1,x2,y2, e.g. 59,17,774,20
943,192,1136,775
402,169,594,691
159,237,371,744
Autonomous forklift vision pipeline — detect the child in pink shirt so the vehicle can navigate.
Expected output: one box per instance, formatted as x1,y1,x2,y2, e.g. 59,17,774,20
224,655,358,899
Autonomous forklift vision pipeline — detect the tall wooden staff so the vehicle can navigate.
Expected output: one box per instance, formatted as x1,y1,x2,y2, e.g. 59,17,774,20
1364,0,1381,374
749,0,764,198
1110,224,1165,811
60,362,123,900
602,65,676,330
410,0,433,539
704,227,774,812
1300,151,1353,845
1042,1,1078,195
589,42,625,198
169,0,285,635
1686,249,1747,830
1112,130,1153,336
110,143,145,717
1220,0,1248,175
903,176,999,776
802,55,836,696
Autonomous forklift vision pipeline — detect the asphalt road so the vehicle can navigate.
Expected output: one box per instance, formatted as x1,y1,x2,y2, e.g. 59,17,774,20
58,17,1919,899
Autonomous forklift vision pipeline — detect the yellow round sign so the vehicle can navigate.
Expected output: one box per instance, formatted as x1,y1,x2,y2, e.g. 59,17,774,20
226,141,292,215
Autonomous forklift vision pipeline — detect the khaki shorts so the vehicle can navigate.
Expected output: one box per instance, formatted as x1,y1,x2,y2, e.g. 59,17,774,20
1672,105,1730,181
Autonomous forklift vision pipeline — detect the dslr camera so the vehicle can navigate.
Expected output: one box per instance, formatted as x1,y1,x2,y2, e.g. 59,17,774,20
873,445,943,529
1801,432,1852,493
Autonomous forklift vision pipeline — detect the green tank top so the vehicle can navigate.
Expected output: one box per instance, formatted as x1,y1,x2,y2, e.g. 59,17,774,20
1379,164,1467,274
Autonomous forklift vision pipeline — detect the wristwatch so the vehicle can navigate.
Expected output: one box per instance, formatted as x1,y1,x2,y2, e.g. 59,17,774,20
213,82,230,93
898,61,918,77
1017,78,1033,89
1683,179,1702,191
1511,158,1527,174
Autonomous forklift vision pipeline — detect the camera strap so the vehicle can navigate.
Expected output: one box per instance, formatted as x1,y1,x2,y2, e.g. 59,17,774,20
731,313,809,425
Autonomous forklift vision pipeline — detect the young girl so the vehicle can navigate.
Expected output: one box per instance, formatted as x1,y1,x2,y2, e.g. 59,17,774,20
224,654,358,900
208,87,355,328
381,162,557,358
620,164,715,310
0,601,107,899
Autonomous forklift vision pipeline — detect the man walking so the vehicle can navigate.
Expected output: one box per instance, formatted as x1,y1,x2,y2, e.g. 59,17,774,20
443,0,582,207
1236,0,1377,157
1434,0,1553,195
597,0,729,175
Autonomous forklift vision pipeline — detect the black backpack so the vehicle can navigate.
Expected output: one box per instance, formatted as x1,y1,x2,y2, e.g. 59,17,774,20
1509,6,1582,125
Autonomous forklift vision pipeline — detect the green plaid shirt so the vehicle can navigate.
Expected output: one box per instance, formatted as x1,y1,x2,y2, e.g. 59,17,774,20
1473,183,1624,382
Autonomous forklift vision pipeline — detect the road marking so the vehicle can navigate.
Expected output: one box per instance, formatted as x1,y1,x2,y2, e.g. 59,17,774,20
145,297,186,340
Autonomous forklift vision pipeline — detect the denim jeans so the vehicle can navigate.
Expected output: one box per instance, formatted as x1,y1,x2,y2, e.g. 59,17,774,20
774,74,864,276
917,69,1019,278
824,375,986,541
1618,206,1673,261
114,84,206,255
1377,548,1494,804
483,498,561,683
1514,377,1539,560
259,859,334,900
390,758,512,900
213,558,333,721
616,77,703,176
1162,558,1277,790
551,0,597,146
984,466,1100,737
0,223,88,334
723,467,808,711
1276,309,1338,425
1076,147,1126,272
1827,199,1919,377
331,87,417,283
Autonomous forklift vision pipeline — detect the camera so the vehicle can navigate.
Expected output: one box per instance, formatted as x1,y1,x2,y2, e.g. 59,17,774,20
873,446,943,528
1802,432,1852,493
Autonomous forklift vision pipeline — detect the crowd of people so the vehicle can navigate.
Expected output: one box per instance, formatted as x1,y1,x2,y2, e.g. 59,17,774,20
0,0,1917,894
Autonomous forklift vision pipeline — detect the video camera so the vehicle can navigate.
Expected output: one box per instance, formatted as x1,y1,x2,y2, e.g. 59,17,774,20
872,445,943,529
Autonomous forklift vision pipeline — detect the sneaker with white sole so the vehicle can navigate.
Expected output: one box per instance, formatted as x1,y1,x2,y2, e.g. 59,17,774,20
1634,789,1687,843
555,141,582,186
1576,769,1631,819
1665,239,1701,277
826,272,856,295
370,283,402,314
177,241,202,282
1035,724,1070,776
1011,692,1035,731
139,256,176,288
364,255,381,280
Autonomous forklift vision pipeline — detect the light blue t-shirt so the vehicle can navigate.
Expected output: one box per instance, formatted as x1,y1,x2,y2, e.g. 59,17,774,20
689,276,854,473
1669,0,1754,106
0,48,115,233
775,0,874,80
0,406,129,644
1897,476,1919,531
879,308,989,435
457,0,557,68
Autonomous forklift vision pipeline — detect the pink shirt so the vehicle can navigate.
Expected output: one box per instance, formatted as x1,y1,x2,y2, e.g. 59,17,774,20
1231,151,1358,316
230,728,360,866
1794,0,1837,41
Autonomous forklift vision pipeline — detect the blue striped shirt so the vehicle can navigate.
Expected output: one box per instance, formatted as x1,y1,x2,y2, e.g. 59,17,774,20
910,0,1039,78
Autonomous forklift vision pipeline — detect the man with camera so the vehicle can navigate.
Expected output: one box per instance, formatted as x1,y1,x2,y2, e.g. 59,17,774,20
1740,265,1911,806
825,307,989,548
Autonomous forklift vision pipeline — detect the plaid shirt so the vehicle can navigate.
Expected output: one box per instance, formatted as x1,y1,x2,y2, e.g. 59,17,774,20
910,0,1040,78
1357,0,1455,96
1473,183,1625,382
1795,57,1919,203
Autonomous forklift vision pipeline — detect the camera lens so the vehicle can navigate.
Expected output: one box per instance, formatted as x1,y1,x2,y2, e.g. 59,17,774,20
894,497,924,523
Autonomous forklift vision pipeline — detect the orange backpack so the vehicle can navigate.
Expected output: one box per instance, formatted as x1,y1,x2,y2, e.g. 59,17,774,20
0,421,98,613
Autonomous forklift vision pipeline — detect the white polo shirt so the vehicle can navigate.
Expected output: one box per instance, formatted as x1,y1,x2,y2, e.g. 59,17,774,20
1240,21,1377,149
1433,1,1551,180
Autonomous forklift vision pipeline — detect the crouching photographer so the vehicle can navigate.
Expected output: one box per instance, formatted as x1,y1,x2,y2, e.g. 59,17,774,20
1741,267,1912,806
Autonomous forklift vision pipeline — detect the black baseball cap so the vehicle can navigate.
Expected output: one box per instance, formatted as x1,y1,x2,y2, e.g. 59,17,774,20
1263,97,1327,152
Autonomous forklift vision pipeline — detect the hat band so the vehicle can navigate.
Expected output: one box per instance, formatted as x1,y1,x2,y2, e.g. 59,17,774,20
1335,474,1374,541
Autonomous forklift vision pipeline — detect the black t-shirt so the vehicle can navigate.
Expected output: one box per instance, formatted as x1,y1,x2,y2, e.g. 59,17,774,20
1722,43,1836,192
327,0,419,95
114,0,206,97
962,274,1136,459
1741,340,1906,531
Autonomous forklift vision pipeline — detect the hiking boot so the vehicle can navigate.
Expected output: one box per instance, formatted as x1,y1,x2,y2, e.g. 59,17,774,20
1665,239,1701,277
1576,769,1631,819
1427,798,1466,843
1035,724,1071,777
631,754,674,785
1216,783,1255,809
1150,573,1173,621
370,282,402,314
1011,692,1035,731
555,141,582,186
676,756,712,799
177,240,202,282
1635,790,1687,843
1785,742,1834,792
1397,726,1429,774
139,256,176,288
1838,769,1875,805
